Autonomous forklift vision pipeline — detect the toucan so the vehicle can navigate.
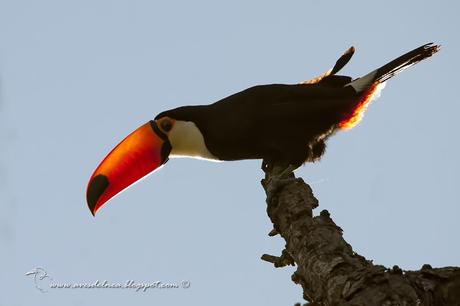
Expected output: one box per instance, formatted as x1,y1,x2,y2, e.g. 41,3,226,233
87,43,440,216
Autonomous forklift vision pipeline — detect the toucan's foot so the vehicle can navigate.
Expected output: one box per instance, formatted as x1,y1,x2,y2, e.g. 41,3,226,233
261,161,299,202
264,164,297,203
261,160,273,174
276,164,297,179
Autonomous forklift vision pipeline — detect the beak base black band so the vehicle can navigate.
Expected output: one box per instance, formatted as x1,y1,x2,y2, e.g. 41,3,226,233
149,120,168,142
149,120,171,164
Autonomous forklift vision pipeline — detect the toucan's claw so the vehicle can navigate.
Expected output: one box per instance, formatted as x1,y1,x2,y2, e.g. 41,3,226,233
263,163,298,202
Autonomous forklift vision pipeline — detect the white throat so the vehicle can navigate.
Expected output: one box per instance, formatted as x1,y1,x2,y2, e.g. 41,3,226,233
168,121,220,161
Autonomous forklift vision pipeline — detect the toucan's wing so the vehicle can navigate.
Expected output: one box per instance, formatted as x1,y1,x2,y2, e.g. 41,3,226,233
300,46,355,85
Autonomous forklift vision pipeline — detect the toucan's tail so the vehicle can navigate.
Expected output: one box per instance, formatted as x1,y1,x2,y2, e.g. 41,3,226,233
349,43,440,93
339,43,440,130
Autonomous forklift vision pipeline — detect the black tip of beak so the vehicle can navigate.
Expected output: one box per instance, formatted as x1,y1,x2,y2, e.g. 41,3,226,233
86,174,109,216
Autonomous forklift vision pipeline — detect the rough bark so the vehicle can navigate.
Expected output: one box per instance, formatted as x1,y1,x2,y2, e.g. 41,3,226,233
260,165,460,306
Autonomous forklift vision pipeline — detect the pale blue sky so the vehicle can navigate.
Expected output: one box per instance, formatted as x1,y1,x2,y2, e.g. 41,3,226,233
1,0,458,305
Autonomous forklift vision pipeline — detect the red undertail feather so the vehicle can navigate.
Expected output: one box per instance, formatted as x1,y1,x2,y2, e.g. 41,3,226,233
339,83,382,130
340,43,440,130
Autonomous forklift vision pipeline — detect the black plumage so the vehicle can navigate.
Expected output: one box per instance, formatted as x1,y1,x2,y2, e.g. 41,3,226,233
158,84,355,167
156,43,439,168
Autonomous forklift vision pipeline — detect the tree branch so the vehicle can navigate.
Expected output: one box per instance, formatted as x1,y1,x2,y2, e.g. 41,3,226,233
261,164,460,305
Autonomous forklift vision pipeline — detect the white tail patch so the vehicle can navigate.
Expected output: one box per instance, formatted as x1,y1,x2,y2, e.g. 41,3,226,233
349,70,378,92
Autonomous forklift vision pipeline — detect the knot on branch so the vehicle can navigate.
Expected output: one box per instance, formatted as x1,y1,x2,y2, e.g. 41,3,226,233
261,249,295,268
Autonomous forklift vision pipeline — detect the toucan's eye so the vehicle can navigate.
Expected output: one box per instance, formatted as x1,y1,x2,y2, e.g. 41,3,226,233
161,119,173,132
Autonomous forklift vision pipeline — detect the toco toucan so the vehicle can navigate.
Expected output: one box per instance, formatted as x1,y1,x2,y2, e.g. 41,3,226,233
87,43,440,215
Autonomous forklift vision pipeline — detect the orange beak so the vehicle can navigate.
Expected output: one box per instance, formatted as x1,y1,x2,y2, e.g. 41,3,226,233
86,121,171,216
